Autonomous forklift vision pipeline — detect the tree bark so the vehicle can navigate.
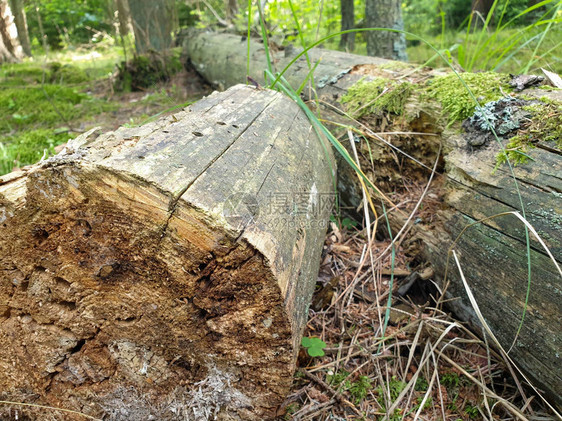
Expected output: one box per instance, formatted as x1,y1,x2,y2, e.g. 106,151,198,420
129,0,174,54
115,0,133,37
471,0,495,19
181,31,562,408
7,0,29,56
0,0,23,63
0,85,335,420
225,0,239,22
339,0,355,52
364,0,407,61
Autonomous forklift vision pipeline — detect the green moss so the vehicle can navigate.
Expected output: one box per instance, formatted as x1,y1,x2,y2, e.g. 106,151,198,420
0,85,116,133
326,370,372,404
496,100,562,167
0,129,69,175
379,61,414,71
0,62,90,86
424,72,511,123
349,375,372,404
114,48,183,92
48,62,90,84
341,78,413,118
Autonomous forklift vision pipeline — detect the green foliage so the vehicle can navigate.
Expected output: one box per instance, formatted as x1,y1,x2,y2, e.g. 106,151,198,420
301,336,326,357
177,2,199,28
326,370,372,404
330,215,358,230
0,129,68,174
386,376,407,400
25,0,113,50
349,375,372,404
464,403,480,418
414,395,433,411
264,0,344,47
414,376,429,391
327,369,351,388
404,0,551,36
440,372,461,389
0,57,118,176
283,403,299,420
425,72,510,123
373,377,407,420
342,78,414,118
0,62,90,86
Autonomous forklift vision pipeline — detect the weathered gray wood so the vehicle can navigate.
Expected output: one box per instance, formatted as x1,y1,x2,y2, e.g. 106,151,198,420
181,31,562,408
0,85,335,420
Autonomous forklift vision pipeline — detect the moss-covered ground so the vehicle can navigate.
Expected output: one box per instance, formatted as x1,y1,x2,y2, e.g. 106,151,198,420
0,44,208,175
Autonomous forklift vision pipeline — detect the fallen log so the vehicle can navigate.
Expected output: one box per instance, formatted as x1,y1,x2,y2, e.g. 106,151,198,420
0,84,335,420
181,30,562,407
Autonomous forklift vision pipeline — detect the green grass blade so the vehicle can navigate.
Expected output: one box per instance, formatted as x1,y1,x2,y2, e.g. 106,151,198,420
523,2,561,73
246,0,252,80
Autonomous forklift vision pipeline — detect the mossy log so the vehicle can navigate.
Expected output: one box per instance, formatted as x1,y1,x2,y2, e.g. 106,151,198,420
0,85,335,420
181,31,562,407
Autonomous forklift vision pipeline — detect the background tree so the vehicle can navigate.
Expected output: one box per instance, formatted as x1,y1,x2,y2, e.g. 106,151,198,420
129,0,175,54
364,0,407,60
225,0,238,22
339,0,355,52
115,0,133,37
8,0,30,56
0,0,23,62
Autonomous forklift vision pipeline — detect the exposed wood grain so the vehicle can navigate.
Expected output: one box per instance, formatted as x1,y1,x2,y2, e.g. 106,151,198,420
0,85,335,420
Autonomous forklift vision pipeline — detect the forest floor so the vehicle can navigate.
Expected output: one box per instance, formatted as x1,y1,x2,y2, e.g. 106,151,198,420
285,222,558,420
0,42,558,420
0,43,211,175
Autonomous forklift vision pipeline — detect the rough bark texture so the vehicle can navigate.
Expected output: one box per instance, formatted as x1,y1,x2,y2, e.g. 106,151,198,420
129,0,173,54
181,31,562,408
115,0,133,37
0,0,23,63
339,0,355,52
8,0,29,56
0,85,335,420
364,0,407,61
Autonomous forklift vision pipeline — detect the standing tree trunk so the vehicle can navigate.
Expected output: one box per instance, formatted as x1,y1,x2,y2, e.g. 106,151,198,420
225,0,239,22
129,0,174,54
364,0,407,61
115,0,133,37
471,0,495,19
0,0,23,62
339,0,355,52
7,0,29,56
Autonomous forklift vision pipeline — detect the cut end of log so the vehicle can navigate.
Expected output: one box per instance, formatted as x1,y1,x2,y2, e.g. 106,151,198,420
1,166,293,419
0,85,336,419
